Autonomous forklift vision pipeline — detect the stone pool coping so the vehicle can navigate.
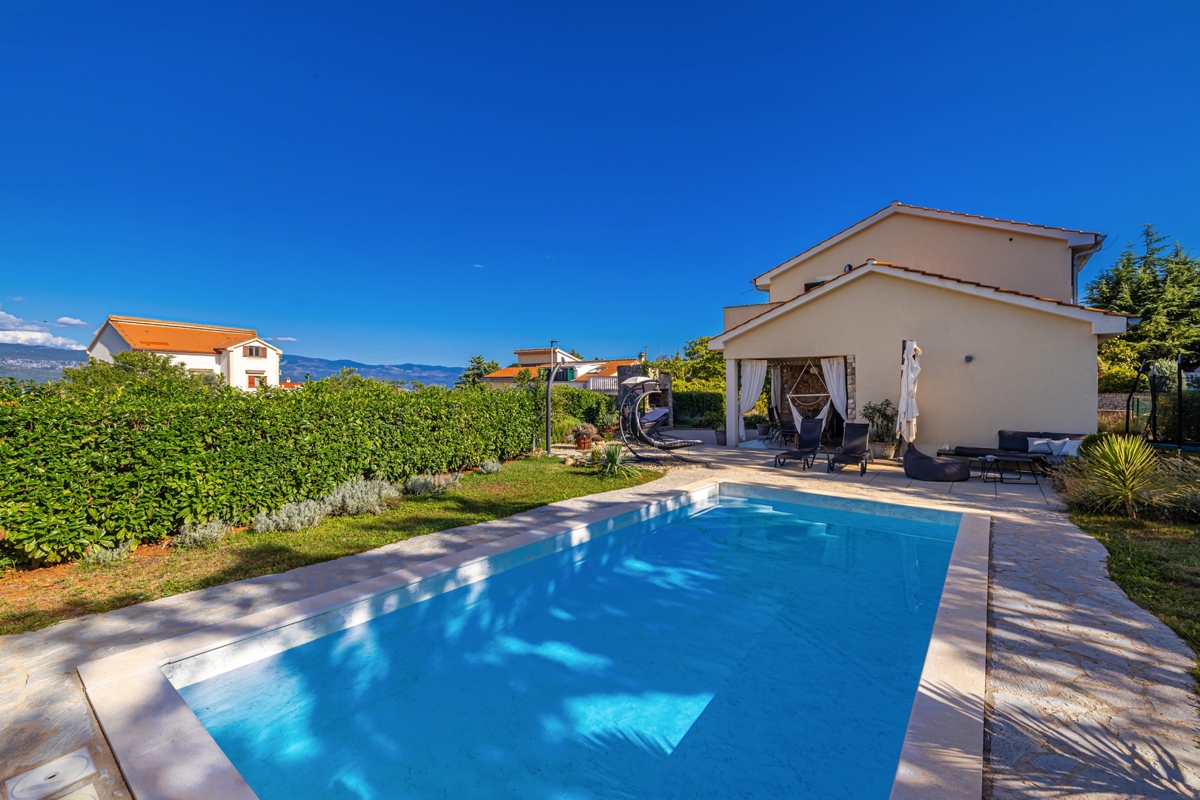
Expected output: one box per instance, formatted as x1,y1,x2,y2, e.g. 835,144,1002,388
77,479,989,800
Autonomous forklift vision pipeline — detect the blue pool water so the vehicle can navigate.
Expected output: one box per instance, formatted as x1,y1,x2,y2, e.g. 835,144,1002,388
181,494,958,799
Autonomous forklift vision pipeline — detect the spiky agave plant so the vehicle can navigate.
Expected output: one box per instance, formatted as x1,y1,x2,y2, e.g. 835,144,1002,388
596,443,637,478
1079,435,1161,520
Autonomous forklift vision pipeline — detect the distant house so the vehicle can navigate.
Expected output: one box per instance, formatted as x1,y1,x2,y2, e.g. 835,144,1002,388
87,315,282,390
482,347,642,395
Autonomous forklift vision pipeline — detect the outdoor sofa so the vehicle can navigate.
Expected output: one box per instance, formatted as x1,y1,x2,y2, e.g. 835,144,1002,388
952,430,1087,471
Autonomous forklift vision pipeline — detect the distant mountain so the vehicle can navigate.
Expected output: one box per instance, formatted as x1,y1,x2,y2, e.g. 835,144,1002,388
280,354,463,386
0,342,87,383
0,343,463,387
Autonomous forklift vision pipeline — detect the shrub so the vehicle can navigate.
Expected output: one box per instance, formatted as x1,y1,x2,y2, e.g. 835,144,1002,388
860,399,898,443
254,499,330,533
745,413,768,427
403,472,461,496
325,478,401,516
552,386,615,425
595,411,618,432
479,459,502,474
552,415,582,443
691,410,725,430
0,378,538,565
173,519,230,548
1153,391,1200,443
1060,435,1162,519
674,391,723,422
573,423,598,441
595,443,637,478
1098,366,1147,394
81,540,135,566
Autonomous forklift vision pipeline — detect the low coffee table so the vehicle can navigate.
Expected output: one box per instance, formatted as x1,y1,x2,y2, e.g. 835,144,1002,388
972,455,1040,485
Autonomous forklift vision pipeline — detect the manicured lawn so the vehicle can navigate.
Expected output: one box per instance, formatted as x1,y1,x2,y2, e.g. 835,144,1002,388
1071,513,1200,670
0,457,660,636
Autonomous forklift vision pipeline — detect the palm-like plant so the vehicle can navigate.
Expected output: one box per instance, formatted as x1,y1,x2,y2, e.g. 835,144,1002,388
1077,435,1161,519
595,443,637,478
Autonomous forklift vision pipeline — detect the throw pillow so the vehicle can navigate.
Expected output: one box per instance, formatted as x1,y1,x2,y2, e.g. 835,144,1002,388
1027,437,1053,454
1048,438,1070,456
1059,439,1082,457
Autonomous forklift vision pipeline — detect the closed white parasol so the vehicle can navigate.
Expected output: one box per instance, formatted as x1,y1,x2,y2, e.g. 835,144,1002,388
896,341,921,444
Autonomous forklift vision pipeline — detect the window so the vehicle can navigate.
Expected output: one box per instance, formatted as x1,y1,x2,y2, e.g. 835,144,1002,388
803,280,827,292
538,367,575,381
243,346,266,358
247,375,265,388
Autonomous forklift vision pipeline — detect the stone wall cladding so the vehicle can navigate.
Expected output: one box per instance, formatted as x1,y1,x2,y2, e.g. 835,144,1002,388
845,354,856,422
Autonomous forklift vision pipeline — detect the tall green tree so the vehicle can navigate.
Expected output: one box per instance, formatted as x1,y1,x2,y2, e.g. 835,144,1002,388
456,355,501,389
1085,225,1200,370
645,336,726,390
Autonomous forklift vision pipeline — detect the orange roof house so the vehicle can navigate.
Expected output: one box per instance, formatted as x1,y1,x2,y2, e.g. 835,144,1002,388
482,349,642,395
87,315,283,391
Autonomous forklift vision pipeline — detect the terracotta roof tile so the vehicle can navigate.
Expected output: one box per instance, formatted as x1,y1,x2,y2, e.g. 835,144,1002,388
103,315,261,356
483,358,641,380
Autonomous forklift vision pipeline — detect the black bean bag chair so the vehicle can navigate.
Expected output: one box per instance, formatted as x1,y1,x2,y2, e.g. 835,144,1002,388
904,444,970,482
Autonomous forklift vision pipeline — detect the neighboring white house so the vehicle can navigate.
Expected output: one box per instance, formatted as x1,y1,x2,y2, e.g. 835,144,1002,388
481,347,643,395
87,315,282,390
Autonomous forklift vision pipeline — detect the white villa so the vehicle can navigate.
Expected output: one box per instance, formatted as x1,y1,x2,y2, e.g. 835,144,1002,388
482,347,642,395
710,202,1131,449
87,315,282,390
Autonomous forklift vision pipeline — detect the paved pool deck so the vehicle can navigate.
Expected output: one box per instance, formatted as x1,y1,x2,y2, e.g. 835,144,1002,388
2,447,1197,799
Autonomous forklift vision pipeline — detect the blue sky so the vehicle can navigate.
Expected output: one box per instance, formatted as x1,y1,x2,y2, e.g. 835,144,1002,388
1,1,1197,365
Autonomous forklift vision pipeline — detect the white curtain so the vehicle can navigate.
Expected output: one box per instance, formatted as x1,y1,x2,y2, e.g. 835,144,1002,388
816,357,847,424
738,359,768,441
896,341,922,443
769,364,782,413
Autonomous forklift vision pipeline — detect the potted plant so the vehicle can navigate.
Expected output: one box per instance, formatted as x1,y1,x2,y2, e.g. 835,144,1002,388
709,412,728,446
746,413,770,437
861,399,898,459
573,422,598,450
596,411,619,436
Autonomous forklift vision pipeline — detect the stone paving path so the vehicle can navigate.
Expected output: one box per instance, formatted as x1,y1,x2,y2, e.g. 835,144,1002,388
1,450,1197,799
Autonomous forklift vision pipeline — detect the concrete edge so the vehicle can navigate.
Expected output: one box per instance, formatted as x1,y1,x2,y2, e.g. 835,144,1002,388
78,479,721,800
890,509,991,799
79,478,986,800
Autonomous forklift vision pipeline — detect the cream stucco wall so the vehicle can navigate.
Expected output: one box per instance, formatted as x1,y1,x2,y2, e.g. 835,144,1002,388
724,303,781,331
720,272,1098,449
765,213,1075,304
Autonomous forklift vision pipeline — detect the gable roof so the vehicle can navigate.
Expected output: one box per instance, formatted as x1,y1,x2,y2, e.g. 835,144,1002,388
88,315,280,356
483,358,640,381
753,202,1105,290
710,259,1129,349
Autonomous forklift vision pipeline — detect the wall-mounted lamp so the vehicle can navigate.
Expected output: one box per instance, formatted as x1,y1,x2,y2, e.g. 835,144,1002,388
965,355,975,363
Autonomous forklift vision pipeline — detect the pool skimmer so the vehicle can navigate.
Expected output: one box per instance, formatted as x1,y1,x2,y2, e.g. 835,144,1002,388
4,747,97,800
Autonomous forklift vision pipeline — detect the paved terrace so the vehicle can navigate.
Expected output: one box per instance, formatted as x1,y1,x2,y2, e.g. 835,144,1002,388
2,446,1197,799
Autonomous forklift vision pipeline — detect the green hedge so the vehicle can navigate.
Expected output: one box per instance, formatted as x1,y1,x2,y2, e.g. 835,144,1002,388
551,386,614,424
1098,367,1148,394
1154,391,1200,443
0,380,539,566
674,391,724,423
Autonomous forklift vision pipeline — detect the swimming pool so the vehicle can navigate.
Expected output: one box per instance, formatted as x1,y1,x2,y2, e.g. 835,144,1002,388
175,489,959,799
